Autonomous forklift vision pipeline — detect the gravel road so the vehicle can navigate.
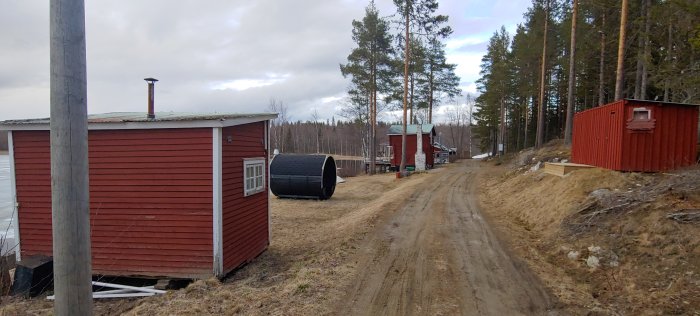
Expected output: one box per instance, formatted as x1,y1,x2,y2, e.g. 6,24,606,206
340,160,558,316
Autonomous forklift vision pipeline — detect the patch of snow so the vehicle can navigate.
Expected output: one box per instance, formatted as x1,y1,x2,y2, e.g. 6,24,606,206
567,251,580,260
472,153,490,159
561,159,569,163
336,176,346,184
529,161,542,172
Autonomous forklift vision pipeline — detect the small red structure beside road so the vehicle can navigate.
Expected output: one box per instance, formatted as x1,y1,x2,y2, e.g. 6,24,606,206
388,124,436,170
1,112,276,279
572,99,699,172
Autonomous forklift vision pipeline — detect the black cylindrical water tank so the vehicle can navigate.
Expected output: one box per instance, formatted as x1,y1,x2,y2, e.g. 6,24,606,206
270,154,337,200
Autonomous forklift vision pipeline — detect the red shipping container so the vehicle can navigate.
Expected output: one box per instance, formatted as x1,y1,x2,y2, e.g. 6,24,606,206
572,99,699,172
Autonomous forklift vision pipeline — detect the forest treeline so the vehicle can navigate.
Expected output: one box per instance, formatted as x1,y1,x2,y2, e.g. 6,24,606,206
474,0,700,154
339,0,463,173
267,99,475,159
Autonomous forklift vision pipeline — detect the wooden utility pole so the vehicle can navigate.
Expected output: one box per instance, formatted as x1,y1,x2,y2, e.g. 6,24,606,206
564,0,578,145
50,0,92,315
536,1,549,149
614,0,629,101
400,0,410,172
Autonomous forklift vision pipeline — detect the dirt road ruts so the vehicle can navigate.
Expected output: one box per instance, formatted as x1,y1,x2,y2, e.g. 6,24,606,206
340,160,557,316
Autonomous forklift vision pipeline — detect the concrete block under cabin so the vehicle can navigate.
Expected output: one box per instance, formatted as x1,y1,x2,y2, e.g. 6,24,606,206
572,99,699,172
388,124,436,170
11,255,52,297
0,112,277,279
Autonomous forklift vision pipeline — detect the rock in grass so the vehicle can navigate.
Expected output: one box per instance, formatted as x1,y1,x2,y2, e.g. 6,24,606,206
586,256,600,269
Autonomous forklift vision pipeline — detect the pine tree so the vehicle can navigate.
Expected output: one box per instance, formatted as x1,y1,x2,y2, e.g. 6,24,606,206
340,1,395,174
424,37,461,124
474,28,512,154
393,0,451,172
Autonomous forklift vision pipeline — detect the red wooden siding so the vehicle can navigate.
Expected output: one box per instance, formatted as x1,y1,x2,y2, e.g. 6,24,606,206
572,100,699,172
619,102,698,171
572,100,625,170
13,128,214,279
389,134,435,168
221,122,269,274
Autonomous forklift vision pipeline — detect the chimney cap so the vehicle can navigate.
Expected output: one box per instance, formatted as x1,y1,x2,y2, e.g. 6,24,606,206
144,77,159,83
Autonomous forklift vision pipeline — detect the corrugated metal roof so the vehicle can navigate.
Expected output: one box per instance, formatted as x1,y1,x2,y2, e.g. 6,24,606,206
0,112,277,131
1,112,272,125
387,124,434,135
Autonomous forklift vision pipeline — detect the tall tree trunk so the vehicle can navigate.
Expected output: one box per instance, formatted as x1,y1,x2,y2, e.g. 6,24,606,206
614,0,629,101
400,1,410,172
664,23,672,102
564,0,578,145
410,72,415,124
524,100,529,148
598,14,606,106
428,66,434,124
369,68,376,174
640,0,650,98
536,1,549,149
499,97,505,155
633,0,644,99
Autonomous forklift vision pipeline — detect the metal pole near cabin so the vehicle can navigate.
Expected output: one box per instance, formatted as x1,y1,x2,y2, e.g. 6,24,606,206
50,0,93,314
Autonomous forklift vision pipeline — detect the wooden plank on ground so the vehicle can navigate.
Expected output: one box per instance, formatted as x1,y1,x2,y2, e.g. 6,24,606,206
544,162,594,177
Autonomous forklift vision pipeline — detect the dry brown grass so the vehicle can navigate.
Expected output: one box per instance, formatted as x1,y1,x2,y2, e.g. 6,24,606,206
479,143,700,315
122,171,434,316
0,171,438,316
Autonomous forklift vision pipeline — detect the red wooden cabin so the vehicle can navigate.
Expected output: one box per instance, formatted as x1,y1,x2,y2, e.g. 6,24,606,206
388,124,436,169
1,112,276,279
572,99,699,172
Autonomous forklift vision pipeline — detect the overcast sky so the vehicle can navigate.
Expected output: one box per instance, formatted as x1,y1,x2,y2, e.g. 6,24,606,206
0,0,530,123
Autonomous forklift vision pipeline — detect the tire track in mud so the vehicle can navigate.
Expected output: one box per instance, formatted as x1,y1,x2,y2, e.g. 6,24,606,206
339,160,557,316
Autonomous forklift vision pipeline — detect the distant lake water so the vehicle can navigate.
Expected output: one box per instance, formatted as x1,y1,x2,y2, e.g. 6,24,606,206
0,154,15,254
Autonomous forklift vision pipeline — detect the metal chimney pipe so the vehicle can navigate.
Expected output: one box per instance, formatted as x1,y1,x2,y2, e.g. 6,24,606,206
144,77,158,119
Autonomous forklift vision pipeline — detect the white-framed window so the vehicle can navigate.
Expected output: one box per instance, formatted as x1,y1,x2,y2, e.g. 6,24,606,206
632,107,651,121
244,158,266,196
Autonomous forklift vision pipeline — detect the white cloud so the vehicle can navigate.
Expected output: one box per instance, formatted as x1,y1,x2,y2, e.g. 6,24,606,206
445,35,488,51
321,95,343,104
0,0,530,122
211,73,290,91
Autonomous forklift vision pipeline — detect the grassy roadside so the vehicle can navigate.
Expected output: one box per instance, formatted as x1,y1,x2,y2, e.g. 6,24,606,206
0,170,437,315
478,143,700,315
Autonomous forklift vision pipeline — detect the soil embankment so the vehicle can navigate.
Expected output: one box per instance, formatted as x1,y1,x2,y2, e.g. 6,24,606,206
479,145,700,314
